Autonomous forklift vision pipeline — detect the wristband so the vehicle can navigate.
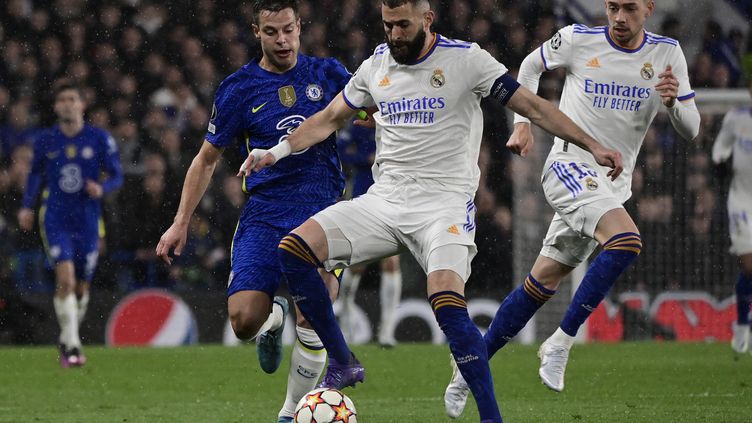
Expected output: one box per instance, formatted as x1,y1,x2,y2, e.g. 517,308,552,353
269,140,292,161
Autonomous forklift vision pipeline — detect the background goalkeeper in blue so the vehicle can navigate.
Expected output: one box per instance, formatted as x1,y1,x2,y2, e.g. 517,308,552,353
17,84,123,368
155,1,351,421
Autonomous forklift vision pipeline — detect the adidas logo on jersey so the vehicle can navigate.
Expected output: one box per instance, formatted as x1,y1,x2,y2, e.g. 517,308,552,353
378,75,391,87
447,225,460,235
586,57,601,68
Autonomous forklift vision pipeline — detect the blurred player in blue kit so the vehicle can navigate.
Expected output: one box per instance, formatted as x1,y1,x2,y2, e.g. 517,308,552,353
336,122,402,347
18,84,123,367
155,1,358,421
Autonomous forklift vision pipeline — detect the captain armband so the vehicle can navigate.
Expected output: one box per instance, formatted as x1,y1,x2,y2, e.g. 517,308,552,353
490,73,521,105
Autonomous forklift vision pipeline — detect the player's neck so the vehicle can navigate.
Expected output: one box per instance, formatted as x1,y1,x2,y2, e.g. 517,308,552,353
59,119,84,138
259,55,298,74
608,27,645,50
418,32,436,60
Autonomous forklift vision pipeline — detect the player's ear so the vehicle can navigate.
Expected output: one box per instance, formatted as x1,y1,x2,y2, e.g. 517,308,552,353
252,24,260,40
645,0,655,16
423,10,434,31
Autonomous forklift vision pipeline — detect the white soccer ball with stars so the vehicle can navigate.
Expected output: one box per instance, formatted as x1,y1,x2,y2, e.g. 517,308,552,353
294,388,357,423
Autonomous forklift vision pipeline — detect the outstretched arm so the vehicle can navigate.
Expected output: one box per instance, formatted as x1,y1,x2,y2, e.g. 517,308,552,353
238,93,358,175
507,46,548,157
506,86,623,179
156,141,223,264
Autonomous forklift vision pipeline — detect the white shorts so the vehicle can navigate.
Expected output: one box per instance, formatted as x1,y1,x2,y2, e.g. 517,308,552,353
539,158,623,267
728,194,752,255
311,176,477,282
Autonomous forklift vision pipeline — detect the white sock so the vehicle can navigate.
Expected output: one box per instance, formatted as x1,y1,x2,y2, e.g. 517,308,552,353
278,326,327,418
77,291,89,325
378,270,402,345
550,327,576,348
53,293,80,349
252,302,284,341
339,269,361,342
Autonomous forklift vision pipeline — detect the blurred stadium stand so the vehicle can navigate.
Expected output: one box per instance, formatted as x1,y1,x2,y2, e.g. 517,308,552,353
0,0,750,345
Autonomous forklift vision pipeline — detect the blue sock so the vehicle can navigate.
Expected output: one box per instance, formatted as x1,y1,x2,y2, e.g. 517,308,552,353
560,232,642,337
278,234,351,364
485,274,556,358
736,273,752,325
430,291,503,423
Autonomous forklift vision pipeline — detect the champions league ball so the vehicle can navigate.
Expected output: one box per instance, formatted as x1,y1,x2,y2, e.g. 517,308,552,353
294,388,357,423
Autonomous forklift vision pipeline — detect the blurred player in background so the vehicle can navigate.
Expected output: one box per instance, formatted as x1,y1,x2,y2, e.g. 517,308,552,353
155,1,354,421
713,82,752,354
336,122,402,347
241,1,623,421
17,83,123,367
444,0,701,415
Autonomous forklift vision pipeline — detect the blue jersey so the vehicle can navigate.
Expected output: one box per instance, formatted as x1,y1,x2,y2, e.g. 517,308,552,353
206,55,349,204
336,123,376,198
22,124,123,227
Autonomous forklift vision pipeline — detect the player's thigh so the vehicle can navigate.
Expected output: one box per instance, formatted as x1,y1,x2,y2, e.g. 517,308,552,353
380,255,400,272
311,193,401,270
529,254,575,290
228,222,284,298
729,201,752,265
593,207,640,245
72,225,100,283
403,189,477,282
540,213,600,269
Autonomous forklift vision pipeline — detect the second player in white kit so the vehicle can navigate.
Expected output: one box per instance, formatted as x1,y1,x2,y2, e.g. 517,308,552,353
444,0,701,419
241,2,623,421
713,90,752,353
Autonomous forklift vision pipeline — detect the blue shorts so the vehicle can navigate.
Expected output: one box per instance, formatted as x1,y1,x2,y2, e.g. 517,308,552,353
40,212,100,282
227,197,334,298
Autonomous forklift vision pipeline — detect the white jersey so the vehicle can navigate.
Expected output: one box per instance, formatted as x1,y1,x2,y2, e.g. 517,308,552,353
343,34,508,195
713,106,752,205
515,24,695,202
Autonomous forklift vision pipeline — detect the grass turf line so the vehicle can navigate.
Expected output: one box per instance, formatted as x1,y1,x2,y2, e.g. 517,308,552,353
0,343,749,422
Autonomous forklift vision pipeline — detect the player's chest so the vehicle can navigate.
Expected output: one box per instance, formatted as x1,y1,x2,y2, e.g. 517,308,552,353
370,64,459,105
572,47,668,96
46,141,97,169
245,81,332,136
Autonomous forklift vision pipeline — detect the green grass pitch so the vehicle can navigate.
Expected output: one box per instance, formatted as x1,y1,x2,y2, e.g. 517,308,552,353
1,342,750,422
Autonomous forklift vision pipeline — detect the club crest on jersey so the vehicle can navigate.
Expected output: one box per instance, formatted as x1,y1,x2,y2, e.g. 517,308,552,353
305,84,323,101
585,177,599,191
65,144,77,158
430,69,446,88
550,32,562,50
82,146,94,159
278,85,297,108
641,63,654,80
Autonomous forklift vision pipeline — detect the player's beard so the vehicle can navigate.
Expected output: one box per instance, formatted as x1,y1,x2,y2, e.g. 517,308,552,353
388,28,427,65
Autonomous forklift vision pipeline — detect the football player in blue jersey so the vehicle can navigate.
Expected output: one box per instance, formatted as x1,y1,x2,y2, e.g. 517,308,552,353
155,1,355,421
18,84,123,368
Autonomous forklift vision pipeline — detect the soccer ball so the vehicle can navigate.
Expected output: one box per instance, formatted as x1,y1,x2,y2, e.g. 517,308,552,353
294,388,357,423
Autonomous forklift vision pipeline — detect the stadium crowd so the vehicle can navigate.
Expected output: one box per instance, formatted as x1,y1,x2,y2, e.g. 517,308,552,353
0,0,749,301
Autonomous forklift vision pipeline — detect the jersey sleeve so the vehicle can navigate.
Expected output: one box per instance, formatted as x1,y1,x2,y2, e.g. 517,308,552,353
712,111,736,164
325,58,352,94
539,25,575,71
467,44,509,97
342,56,375,109
100,132,124,194
671,44,696,102
205,79,245,148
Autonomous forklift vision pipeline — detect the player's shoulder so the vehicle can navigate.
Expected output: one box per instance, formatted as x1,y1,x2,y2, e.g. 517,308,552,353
726,106,752,120
569,23,607,38
436,35,474,50
644,30,679,48
302,54,348,74
215,62,257,99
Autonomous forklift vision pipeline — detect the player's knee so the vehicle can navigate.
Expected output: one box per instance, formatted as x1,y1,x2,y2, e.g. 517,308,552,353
739,255,752,277
278,234,320,269
603,232,642,256
229,309,264,340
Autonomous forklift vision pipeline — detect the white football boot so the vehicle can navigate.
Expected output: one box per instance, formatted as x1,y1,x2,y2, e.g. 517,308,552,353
538,338,571,392
731,323,750,354
444,354,470,419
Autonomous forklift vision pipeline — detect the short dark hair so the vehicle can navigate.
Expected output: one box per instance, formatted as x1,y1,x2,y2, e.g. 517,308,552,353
252,0,299,24
54,83,84,100
382,0,430,8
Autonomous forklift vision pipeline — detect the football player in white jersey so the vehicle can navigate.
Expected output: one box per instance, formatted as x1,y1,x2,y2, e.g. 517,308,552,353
713,82,752,354
444,0,701,416
241,1,622,421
